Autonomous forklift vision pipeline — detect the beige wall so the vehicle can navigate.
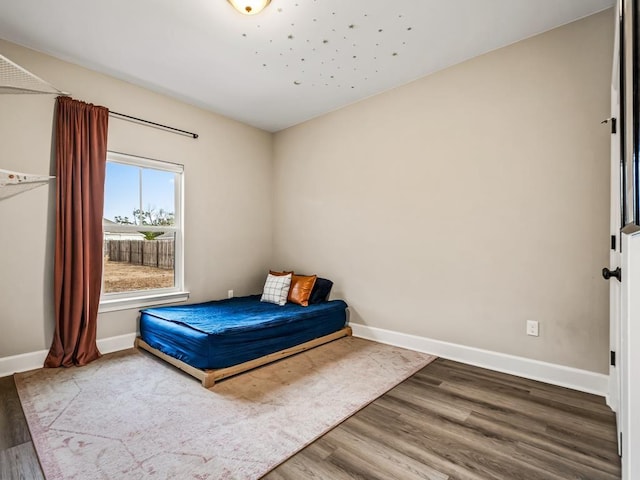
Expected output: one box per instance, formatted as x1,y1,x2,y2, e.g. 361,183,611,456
0,40,273,357
273,11,614,373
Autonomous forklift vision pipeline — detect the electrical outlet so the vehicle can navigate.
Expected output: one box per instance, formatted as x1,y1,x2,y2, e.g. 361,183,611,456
526,320,539,337
228,289,234,298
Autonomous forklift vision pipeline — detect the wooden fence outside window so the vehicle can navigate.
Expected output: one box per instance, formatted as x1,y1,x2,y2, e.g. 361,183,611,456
104,239,174,269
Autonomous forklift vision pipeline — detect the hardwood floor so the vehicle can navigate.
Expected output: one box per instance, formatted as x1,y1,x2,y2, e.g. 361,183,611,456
0,376,43,480
266,359,621,480
1,359,620,479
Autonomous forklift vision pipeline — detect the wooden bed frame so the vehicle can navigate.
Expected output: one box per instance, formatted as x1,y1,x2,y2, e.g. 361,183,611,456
135,326,352,388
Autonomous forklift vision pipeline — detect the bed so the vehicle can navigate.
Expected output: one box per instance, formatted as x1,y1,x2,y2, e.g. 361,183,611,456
136,294,350,387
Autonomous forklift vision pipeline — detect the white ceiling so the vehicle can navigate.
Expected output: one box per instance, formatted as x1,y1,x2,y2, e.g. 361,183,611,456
0,0,614,132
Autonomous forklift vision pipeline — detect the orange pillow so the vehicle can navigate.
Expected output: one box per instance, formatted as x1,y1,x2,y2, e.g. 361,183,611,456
288,274,317,307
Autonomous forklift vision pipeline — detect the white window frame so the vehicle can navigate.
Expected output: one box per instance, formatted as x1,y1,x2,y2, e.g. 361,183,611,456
99,151,188,313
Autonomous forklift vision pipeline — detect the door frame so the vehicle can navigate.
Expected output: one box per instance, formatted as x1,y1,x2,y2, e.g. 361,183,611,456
620,225,640,480
616,0,640,478
608,4,622,421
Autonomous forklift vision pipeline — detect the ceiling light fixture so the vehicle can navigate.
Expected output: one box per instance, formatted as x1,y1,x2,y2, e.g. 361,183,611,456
227,0,271,15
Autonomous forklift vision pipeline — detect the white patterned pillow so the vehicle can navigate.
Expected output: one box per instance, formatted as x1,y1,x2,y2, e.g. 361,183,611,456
260,273,292,306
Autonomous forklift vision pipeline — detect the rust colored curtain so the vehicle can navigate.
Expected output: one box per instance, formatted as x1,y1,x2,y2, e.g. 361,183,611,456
45,97,109,368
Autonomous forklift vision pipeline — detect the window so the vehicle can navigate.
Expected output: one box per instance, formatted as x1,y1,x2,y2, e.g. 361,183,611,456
99,152,187,312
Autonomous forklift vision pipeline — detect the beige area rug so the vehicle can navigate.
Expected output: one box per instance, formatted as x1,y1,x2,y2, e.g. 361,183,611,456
16,336,436,480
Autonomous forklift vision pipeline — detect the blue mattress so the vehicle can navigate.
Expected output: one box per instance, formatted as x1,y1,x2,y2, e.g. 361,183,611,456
139,295,348,369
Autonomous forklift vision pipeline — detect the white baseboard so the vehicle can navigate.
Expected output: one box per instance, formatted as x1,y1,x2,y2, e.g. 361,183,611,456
0,333,137,377
350,323,609,397
97,333,137,354
3,327,609,397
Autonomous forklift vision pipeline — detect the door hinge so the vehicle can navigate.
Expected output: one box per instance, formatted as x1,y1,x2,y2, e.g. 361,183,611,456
602,117,617,134
611,235,617,250
611,351,616,366
620,432,622,454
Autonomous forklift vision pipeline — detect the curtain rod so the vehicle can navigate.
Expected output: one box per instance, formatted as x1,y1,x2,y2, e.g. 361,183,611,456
109,111,198,139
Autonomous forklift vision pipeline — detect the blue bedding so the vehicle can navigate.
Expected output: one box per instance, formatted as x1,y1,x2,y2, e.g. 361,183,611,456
140,295,348,369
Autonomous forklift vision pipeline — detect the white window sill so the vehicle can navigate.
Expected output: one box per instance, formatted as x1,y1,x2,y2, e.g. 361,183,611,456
99,291,190,313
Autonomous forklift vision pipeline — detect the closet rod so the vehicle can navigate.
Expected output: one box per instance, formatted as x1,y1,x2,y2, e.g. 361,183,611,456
109,111,198,139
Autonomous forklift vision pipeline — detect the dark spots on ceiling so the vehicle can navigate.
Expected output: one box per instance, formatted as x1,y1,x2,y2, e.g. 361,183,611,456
245,5,413,90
